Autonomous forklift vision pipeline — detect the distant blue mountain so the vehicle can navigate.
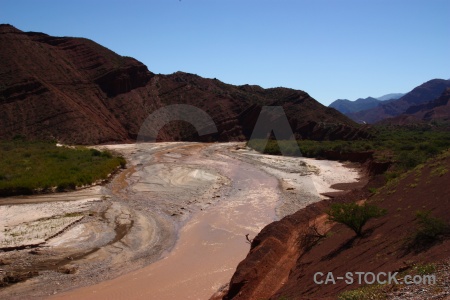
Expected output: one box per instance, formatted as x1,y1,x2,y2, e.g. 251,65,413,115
329,93,405,115
329,97,381,114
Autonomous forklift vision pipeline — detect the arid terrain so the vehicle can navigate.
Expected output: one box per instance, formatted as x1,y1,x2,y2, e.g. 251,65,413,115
0,24,369,145
1,22,449,300
0,142,361,299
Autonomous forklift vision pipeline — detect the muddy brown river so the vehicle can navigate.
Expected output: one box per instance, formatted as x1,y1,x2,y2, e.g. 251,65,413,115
56,150,280,299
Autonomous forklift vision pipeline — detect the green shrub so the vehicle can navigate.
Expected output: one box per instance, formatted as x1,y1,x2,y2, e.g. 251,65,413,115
413,210,448,243
368,187,378,194
398,151,425,169
90,149,102,156
118,157,126,169
327,203,387,236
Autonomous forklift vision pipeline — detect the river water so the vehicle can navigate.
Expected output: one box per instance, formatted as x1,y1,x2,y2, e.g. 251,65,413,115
54,145,280,299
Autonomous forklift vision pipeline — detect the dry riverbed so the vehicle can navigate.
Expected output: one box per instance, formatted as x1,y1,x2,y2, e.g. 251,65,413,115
0,142,361,299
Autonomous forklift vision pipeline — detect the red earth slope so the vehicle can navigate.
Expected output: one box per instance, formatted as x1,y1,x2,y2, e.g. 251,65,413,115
224,151,450,299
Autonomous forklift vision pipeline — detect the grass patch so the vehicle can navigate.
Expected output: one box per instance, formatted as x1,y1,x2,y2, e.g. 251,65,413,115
338,262,439,300
431,166,448,177
0,140,126,196
338,284,386,300
414,263,436,275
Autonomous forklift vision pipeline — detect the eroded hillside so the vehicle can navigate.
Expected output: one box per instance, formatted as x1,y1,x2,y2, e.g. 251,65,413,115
0,24,368,144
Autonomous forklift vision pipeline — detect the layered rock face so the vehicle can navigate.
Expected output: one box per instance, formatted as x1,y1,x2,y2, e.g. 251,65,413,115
0,24,368,144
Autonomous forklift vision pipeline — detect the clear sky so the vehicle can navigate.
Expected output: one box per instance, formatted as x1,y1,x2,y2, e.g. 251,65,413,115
2,0,449,105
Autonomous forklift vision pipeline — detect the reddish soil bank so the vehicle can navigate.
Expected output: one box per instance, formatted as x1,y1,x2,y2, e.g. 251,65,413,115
221,151,450,299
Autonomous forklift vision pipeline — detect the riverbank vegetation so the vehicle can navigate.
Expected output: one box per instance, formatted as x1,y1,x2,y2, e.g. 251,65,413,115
0,139,125,196
248,125,450,173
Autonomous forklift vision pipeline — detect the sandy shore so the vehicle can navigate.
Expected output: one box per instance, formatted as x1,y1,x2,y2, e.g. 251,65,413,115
0,142,362,299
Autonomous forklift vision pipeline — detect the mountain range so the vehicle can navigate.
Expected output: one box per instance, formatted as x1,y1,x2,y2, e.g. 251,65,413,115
329,93,404,115
329,79,450,124
378,87,450,125
0,24,369,144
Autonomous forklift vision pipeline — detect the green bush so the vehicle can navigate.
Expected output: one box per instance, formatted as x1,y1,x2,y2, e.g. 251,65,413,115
90,149,102,156
413,210,448,242
118,157,126,169
398,151,425,169
101,150,113,158
327,203,387,236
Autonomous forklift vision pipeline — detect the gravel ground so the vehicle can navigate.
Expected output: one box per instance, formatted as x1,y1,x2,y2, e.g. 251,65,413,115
387,259,450,300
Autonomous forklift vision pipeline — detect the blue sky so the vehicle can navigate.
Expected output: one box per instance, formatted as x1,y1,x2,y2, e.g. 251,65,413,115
2,0,449,105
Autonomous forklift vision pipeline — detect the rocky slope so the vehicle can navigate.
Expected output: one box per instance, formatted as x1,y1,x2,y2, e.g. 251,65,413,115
223,151,450,299
0,24,368,144
347,79,450,124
